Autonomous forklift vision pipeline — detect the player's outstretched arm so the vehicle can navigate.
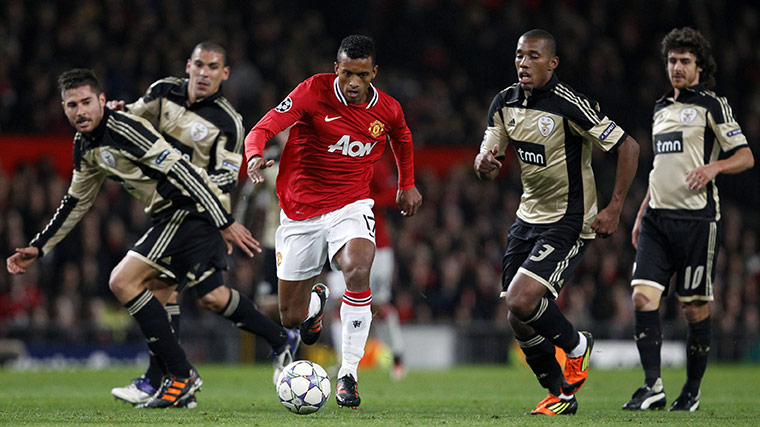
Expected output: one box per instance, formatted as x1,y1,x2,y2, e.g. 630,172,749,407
685,146,754,190
6,247,40,275
220,221,262,257
396,186,422,217
246,156,275,184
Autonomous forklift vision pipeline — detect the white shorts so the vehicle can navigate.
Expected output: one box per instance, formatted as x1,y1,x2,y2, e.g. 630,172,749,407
275,199,376,281
327,246,394,304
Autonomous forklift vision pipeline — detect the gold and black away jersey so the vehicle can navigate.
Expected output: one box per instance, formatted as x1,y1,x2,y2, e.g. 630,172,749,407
127,77,243,212
480,75,627,238
30,108,232,256
649,84,749,220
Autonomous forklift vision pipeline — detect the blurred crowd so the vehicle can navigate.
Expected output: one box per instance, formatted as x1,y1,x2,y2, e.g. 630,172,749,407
1,0,759,359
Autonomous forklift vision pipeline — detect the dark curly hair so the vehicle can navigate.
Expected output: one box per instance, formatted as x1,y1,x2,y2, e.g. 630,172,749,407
337,35,376,65
58,68,101,99
661,27,716,89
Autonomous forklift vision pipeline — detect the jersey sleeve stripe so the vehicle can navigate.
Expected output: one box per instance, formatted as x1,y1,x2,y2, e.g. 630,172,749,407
29,193,79,255
215,98,245,153
107,116,154,153
170,161,229,227
701,90,734,123
172,161,228,225
553,84,601,125
719,96,733,121
209,172,236,187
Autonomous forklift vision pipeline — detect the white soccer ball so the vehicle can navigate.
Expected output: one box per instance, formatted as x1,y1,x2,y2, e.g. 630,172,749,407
276,360,331,414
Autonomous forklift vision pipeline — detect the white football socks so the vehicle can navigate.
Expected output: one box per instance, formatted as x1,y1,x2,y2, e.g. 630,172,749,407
567,331,587,358
337,290,372,380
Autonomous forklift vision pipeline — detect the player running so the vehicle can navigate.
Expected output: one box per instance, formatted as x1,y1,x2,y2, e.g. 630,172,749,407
474,29,639,415
245,35,422,409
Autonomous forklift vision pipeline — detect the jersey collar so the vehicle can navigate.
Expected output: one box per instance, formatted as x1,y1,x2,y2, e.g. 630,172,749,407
657,83,705,103
333,76,379,109
508,74,560,104
80,107,111,145
175,78,224,106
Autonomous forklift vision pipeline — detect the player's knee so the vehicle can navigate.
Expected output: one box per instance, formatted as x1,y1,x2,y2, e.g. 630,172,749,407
682,301,709,323
342,263,371,291
506,310,522,330
631,291,652,311
199,292,225,312
108,266,131,296
504,288,538,320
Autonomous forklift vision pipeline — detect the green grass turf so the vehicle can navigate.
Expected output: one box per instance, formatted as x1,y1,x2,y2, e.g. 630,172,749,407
0,363,758,425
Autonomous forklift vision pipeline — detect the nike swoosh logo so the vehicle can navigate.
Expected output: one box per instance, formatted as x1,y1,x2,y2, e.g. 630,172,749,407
325,116,342,122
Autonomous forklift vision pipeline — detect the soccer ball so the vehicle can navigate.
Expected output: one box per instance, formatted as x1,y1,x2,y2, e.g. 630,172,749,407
276,360,331,414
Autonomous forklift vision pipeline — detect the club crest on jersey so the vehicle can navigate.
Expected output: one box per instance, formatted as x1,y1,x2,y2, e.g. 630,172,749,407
537,116,555,137
275,96,292,113
368,120,385,138
679,107,698,125
190,121,209,142
276,251,282,266
100,149,116,167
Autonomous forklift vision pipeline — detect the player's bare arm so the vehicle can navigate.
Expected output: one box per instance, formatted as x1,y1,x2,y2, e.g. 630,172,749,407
685,146,754,190
396,186,422,216
631,187,651,249
6,246,40,275
474,144,502,181
246,155,275,184
220,221,262,257
591,135,639,238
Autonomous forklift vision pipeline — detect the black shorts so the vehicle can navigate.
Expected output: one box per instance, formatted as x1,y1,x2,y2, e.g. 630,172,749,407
128,209,227,292
501,218,591,299
631,209,719,302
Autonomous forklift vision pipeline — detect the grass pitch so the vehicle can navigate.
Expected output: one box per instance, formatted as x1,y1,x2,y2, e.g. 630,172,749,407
0,363,758,425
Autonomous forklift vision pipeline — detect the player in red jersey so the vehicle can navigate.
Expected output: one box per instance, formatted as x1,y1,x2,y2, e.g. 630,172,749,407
245,35,422,409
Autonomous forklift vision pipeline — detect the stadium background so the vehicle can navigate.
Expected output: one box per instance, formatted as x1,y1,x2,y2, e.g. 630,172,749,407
0,0,758,368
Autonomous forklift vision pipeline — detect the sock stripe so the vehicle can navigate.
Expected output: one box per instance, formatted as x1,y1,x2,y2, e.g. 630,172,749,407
343,292,372,307
525,297,549,324
126,290,154,316
517,334,546,348
222,288,240,317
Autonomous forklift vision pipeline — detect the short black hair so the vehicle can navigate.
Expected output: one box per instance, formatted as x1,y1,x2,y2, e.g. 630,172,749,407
520,29,557,57
337,35,376,65
58,68,102,99
193,40,227,66
661,27,716,89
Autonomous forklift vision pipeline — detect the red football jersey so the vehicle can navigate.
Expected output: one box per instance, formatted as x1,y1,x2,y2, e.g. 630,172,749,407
245,73,415,220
